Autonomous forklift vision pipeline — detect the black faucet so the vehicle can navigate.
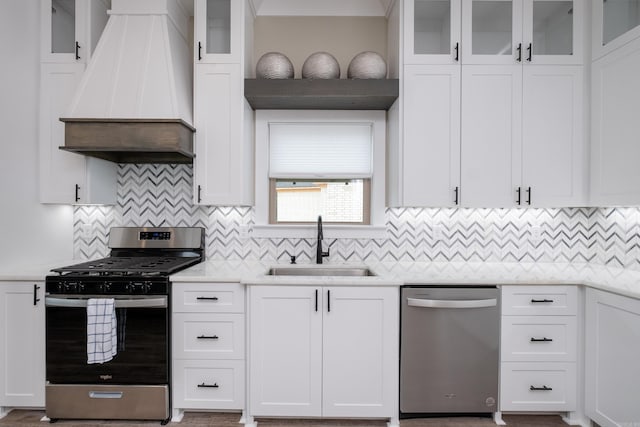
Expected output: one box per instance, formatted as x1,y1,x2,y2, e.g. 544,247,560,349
316,215,330,264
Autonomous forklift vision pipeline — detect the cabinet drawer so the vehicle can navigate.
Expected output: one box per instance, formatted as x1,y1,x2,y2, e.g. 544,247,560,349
173,282,244,313
500,362,576,412
501,316,577,362
172,313,244,360
501,286,577,315
173,359,244,410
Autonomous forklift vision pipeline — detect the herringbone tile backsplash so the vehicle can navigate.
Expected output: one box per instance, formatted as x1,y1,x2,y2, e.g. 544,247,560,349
73,165,640,270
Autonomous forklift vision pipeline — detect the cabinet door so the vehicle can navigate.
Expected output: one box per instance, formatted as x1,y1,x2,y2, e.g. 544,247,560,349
248,286,322,417
461,0,523,65
523,0,583,65
399,64,461,207
585,289,640,427
193,63,253,206
590,37,640,205
592,0,640,60
322,287,398,418
461,64,522,207
405,0,462,65
194,0,243,63
521,65,585,206
0,283,45,407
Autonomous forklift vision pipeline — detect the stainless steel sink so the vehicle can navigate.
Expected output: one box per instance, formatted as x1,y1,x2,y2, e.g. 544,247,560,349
266,266,376,277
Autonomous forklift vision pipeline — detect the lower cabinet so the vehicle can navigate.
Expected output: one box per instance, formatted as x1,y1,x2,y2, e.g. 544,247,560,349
0,282,45,412
247,285,399,421
171,283,245,419
585,288,640,426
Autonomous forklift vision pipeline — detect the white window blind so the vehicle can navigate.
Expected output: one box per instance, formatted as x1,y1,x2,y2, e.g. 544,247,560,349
269,123,373,179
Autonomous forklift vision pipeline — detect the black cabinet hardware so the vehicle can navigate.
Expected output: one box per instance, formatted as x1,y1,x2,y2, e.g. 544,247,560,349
198,41,202,61
526,186,531,205
454,186,459,205
290,255,296,264
327,290,331,312
197,185,202,203
315,289,318,312
75,184,80,202
516,43,522,62
33,284,40,306
530,385,552,391
454,42,459,61
531,298,554,303
197,335,219,340
197,382,219,388
196,296,219,301
516,187,521,205
75,41,80,60
527,43,532,62
530,337,553,342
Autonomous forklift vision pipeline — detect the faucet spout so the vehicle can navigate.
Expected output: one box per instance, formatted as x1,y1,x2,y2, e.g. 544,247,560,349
316,215,329,264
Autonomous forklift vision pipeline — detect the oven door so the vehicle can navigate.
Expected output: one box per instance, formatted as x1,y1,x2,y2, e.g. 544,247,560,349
45,295,169,385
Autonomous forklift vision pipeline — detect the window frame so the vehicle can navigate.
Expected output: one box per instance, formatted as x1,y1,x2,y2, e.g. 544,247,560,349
253,110,387,239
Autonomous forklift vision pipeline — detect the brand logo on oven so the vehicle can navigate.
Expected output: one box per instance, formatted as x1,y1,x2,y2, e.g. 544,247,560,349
99,374,113,381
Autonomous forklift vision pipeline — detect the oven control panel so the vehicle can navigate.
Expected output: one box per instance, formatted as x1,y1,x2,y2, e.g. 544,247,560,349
139,231,171,240
45,277,169,295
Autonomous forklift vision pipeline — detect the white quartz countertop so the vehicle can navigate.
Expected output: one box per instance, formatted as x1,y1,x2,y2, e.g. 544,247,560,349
0,260,78,281
170,260,640,300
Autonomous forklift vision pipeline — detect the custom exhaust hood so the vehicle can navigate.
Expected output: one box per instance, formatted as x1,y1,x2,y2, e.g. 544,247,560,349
60,0,195,164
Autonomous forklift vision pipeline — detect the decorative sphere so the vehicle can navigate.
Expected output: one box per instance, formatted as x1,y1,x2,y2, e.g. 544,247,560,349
256,52,294,79
347,51,387,79
301,52,340,79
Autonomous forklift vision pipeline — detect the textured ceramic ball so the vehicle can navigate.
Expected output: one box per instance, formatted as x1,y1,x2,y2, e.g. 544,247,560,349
301,52,340,79
255,52,294,79
347,51,387,79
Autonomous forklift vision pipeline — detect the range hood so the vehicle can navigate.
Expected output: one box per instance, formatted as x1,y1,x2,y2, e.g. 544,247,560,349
60,0,195,164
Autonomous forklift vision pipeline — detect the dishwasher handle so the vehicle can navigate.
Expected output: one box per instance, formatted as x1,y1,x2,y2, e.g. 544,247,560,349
407,297,497,309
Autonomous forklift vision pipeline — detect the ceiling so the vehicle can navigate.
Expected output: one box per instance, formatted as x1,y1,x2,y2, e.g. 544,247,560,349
249,0,395,17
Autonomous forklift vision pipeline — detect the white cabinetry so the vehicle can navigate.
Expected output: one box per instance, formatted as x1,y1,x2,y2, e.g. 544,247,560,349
39,0,116,205
0,282,45,414
193,0,254,206
592,0,640,61
247,285,398,423
500,286,578,413
585,288,640,427
172,283,245,420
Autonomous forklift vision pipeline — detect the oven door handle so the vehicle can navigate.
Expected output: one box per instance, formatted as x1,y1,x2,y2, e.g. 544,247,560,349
407,297,497,309
45,296,168,309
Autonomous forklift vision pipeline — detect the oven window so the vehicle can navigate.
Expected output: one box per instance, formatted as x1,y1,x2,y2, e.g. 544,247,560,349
46,305,168,385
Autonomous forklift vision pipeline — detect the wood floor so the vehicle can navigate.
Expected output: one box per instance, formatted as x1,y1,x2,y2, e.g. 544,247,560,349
0,410,574,427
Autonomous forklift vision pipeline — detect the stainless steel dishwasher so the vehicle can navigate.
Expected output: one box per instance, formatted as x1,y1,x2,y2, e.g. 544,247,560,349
400,286,499,416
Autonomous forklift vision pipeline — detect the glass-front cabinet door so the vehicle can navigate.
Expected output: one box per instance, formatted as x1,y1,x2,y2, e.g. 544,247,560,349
405,0,462,64
523,0,583,64
195,0,242,63
41,0,88,63
593,0,640,60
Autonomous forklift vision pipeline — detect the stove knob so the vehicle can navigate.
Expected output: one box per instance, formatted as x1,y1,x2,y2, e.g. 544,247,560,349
144,282,153,293
64,282,78,293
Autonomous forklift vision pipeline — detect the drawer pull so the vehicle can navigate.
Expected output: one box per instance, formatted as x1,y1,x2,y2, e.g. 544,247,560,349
196,296,219,301
530,298,554,303
197,335,219,340
197,382,219,388
530,337,553,342
530,385,553,391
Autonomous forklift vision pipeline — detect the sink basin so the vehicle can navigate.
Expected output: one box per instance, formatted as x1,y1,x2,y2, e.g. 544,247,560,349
266,267,376,277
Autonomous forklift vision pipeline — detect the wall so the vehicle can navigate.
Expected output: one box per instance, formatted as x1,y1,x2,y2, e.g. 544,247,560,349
74,165,640,271
0,2,74,269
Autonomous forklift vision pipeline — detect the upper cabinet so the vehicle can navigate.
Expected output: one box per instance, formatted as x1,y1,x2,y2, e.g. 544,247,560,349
592,0,640,60
194,0,243,63
404,0,462,65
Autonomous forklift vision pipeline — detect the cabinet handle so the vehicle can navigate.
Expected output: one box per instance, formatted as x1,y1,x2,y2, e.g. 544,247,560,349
526,186,531,205
516,43,522,62
75,184,80,202
33,284,41,306
327,290,331,312
196,296,219,301
454,42,459,61
75,41,80,60
197,335,219,340
527,43,532,62
198,41,202,61
315,289,318,312
531,298,554,303
197,382,219,388
454,186,459,205
197,184,202,203
530,385,552,391
516,187,521,205
530,337,553,342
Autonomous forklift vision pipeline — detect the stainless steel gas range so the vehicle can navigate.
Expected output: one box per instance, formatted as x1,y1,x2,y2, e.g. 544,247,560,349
44,227,204,424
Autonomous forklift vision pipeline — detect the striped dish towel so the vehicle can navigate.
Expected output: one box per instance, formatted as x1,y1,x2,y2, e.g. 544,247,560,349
87,298,117,364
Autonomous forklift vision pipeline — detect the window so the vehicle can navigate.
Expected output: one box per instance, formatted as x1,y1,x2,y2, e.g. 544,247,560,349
254,110,386,238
